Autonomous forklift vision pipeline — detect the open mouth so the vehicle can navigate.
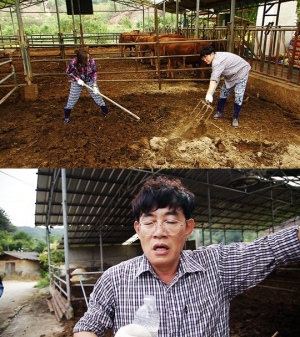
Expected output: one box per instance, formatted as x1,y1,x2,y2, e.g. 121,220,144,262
153,243,169,252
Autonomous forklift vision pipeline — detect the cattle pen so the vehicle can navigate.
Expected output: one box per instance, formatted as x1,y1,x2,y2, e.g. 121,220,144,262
0,24,299,91
0,16,300,170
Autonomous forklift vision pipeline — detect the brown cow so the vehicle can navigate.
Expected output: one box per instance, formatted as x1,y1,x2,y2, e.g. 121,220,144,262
165,40,212,78
119,30,140,57
135,35,154,62
155,36,188,72
135,34,185,66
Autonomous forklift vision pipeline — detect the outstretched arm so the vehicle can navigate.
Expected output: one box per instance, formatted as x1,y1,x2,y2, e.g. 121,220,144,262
207,80,218,95
205,80,219,103
74,332,97,337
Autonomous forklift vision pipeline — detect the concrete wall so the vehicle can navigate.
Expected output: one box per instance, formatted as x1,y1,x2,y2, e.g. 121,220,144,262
69,241,196,270
0,259,40,276
69,244,144,270
248,72,300,115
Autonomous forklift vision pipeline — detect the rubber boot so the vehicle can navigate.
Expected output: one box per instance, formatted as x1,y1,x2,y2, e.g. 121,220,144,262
232,103,242,127
101,105,109,117
214,98,227,119
64,107,71,124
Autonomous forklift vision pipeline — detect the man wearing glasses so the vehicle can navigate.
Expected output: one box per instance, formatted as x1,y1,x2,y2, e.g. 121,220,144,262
200,45,251,128
73,175,300,337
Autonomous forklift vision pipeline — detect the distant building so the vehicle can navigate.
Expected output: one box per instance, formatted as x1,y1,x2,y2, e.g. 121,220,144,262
0,251,40,277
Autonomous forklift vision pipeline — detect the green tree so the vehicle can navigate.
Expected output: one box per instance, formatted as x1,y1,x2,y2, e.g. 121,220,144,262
121,16,132,30
0,230,14,251
34,239,47,253
0,208,16,233
11,231,36,251
39,242,65,275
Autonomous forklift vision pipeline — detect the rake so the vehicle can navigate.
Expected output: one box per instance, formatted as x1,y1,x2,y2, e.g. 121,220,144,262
70,75,140,121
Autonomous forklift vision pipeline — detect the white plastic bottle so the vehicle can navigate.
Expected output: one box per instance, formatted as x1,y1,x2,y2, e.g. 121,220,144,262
133,295,160,337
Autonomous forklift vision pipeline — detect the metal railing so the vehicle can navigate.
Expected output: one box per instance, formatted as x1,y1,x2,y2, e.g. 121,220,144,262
49,264,103,307
234,23,300,83
0,25,299,86
0,52,18,105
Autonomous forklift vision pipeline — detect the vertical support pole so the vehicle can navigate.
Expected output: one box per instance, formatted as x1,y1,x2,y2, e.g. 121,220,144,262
46,226,52,284
206,171,213,244
142,6,145,32
176,0,179,33
55,0,65,59
195,228,201,248
154,8,161,90
195,0,200,38
10,8,16,35
61,169,71,304
70,0,77,44
14,0,32,83
163,1,166,33
99,228,104,271
228,0,236,52
270,185,275,233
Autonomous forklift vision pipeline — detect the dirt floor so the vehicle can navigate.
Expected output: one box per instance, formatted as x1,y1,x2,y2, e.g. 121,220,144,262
1,265,299,337
0,280,65,337
0,47,299,168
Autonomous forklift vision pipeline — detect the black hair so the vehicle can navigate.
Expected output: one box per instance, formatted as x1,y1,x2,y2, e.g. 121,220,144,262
132,176,195,221
200,45,215,58
76,49,89,70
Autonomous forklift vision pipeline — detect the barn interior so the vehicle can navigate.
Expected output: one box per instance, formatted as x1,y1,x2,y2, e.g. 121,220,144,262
0,1,299,332
0,0,299,111
34,168,300,333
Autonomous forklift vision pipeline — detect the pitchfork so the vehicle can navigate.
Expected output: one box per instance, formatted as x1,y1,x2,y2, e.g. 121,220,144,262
191,79,220,122
190,99,214,122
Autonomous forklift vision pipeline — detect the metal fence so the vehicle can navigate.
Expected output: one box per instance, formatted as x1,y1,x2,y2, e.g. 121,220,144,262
0,50,18,105
0,25,299,89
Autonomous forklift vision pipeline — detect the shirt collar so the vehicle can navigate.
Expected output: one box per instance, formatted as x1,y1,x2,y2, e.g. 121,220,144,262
134,251,206,279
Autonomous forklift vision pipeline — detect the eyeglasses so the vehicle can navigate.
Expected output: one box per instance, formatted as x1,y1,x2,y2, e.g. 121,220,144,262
139,219,186,236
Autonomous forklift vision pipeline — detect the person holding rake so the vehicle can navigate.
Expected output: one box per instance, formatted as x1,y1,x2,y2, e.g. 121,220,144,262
64,49,109,124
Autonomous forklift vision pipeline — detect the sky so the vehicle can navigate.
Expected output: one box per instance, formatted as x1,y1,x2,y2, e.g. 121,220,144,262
0,169,38,228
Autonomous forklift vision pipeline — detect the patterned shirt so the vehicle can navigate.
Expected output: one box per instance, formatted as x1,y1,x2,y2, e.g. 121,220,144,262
210,52,251,88
66,57,97,84
73,226,300,337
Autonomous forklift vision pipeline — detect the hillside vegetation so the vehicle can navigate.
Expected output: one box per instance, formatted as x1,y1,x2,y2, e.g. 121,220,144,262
0,0,157,35
0,0,287,36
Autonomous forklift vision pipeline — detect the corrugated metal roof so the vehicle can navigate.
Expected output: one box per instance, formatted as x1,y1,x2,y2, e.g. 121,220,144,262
155,0,293,13
34,169,300,247
1,251,39,260
0,0,293,14
0,0,46,10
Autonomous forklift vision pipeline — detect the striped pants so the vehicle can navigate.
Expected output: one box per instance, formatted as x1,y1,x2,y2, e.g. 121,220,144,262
219,74,249,105
65,81,105,110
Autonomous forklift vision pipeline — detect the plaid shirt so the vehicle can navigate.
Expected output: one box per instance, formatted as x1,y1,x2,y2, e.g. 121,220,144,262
66,57,97,84
210,52,251,88
73,226,300,337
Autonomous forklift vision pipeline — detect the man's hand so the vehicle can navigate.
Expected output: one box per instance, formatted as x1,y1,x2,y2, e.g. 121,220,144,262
115,324,151,337
77,79,84,86
205,93,213,103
